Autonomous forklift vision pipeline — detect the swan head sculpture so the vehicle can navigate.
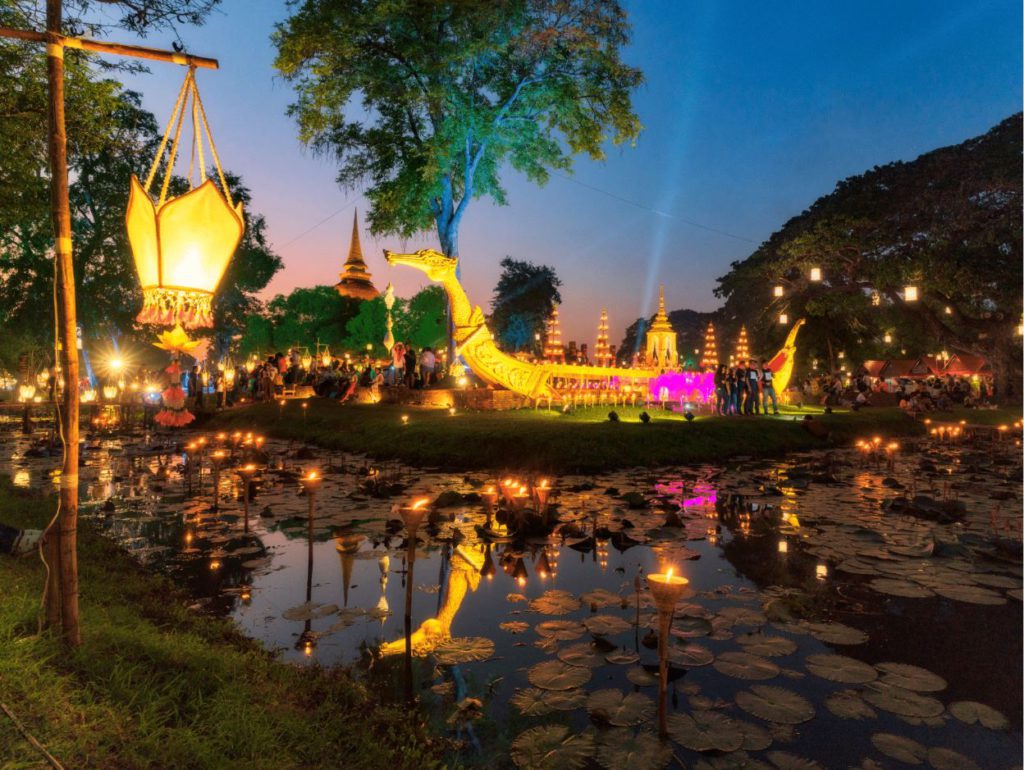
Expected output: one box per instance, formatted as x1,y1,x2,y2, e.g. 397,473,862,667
384,248,458,283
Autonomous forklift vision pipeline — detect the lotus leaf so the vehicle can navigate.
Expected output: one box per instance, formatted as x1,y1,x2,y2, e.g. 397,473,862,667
932,584,1006,606
500,621,530,634
668,642,714,667
824,690,877,721
806,621,869,645
870,733,927,765
536,620,586,641
735,685,815,724
862,682,944,718
595,729,671,770
433,637,495,665
544,688,588,711
713,651,780,681
558,642,608,668
530,589,582,615
925,747,981,770
510,688,551,716
583,614,632,636
586,688,655,727
527,660,592,691
868,578,935,598
948,700,1009,730
667,711,744,753
875,662,946,692
805,654,878,684
510,725,595,770
766,751,824,770
626,666,659,687
605,649,641,665
736,633,797,657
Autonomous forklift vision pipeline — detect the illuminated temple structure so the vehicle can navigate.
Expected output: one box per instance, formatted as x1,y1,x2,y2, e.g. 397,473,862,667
645,285,678,369
334,211,380,301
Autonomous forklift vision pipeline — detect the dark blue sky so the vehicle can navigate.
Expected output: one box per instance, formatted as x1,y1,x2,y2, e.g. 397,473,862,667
120,0,1022,344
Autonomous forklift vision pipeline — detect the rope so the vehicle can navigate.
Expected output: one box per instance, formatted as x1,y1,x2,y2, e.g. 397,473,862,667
158,71,191,208
0,702,65,770
192,76,233,207
143,70,192,193
190,71,206,184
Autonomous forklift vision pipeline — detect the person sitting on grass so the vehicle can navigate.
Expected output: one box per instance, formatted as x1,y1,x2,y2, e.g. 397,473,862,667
0,523,42,556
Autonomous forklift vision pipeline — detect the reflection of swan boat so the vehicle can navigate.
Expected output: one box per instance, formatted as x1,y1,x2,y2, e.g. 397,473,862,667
378,545,485,657
385,249,805,402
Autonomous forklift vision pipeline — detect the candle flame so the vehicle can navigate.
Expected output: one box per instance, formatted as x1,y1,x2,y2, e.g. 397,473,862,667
666,568,674,580
411,498,429,510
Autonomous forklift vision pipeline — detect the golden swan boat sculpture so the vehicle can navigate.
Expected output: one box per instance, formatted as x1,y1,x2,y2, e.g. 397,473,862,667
385,249,804,403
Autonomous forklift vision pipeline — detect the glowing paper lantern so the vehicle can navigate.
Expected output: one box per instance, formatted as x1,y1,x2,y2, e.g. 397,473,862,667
883,332,892,344
126,69,243,329
779,313,789,325
904,285,919,302
773,285,784,297
810,267,822,282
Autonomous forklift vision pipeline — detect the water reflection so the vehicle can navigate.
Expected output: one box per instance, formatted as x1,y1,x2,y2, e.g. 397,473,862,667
0,424,1021,768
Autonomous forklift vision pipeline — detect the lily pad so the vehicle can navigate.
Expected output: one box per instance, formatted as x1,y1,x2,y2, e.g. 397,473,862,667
586,688,655,727
544,688,588,711
596,729,671,770
925,747,981,770
626,666,659,687
433,636,494,665
735,685,815,724
932,584,1006,606
734,718,773,751
536,619,586,641
510,724,595,770
528,660,592,691
667,711,744,753
606,649,641,665
862,682,944,718
805,654,878,684
500,621,530,634
948,700,1009,730
766,751,823,770
870,733,927,765
673,616,714,638
736,633,798,657
583,614,632,636
869,578,935,598
806,621,869,645
693,751,772,769
530,589,582,615
581,588,624,608
510,688,552,717
824,690,877,721
668,642,715,667
558,642,608,668
713,651,780,681
875,662,946,692
717,606,768,627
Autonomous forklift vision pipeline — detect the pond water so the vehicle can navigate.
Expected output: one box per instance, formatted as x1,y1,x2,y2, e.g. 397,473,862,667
2,423,1022,769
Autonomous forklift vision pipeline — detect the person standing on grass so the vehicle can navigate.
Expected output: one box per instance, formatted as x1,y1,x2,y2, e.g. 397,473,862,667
734,363,747,415
714,364,727,415
420,347,436,387
403,343,417,388
746,359,762,415
760,359,779,415
391,341,406,387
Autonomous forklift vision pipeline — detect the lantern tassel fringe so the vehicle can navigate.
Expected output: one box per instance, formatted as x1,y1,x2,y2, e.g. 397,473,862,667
138,287,214,329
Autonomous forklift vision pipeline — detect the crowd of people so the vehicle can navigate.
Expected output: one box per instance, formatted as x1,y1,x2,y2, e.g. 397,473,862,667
795,371,998,413
711,360,780,416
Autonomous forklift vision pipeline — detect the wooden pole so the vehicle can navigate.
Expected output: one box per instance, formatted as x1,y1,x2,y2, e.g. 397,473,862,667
45,0,80,647
0,26,219,69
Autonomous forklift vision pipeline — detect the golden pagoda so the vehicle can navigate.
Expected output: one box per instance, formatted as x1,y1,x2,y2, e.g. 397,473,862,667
699,322,719,370
544,307,564,363
645,285,678,369
335,210,380,301
595,308,612,367
734,325,750,363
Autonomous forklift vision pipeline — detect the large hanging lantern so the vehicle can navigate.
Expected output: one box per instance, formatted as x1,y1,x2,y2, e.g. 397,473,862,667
127,68,244,329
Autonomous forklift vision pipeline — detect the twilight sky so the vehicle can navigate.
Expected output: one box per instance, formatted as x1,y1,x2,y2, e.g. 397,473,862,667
117,0,1022,345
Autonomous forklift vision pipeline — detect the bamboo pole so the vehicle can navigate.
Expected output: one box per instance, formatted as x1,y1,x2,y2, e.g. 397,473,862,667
46,0,80,647
0,26,218,69
0,6,217,647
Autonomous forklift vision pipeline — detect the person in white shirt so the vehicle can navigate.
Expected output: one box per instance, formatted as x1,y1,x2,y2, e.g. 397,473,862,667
760,359,779,415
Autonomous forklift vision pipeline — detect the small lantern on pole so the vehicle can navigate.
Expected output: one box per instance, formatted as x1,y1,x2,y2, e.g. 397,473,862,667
383,282,396,353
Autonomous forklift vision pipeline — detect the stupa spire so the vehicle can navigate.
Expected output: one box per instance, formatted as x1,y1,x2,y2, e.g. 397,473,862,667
335,208,380,301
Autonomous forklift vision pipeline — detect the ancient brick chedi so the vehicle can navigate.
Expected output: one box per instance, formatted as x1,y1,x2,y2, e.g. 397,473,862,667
335,210,380,301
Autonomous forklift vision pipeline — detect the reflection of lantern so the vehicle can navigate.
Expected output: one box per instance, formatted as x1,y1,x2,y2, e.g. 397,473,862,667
126,69,243,329
18,384,36,402
102,385,118,401
810,267,822,281
82,388,97,403
904,285,918,302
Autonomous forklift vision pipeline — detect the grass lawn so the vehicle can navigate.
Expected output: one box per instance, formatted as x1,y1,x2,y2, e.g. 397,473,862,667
0,480,447,770
207,399,1022,473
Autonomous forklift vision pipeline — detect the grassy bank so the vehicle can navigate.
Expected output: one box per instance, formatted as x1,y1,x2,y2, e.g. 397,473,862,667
206,400,1021,473
0,481,447,770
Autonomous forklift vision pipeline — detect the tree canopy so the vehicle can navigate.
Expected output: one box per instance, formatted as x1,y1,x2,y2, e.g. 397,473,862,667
273,0,643,258
490,256,561,352
715,114,1023,390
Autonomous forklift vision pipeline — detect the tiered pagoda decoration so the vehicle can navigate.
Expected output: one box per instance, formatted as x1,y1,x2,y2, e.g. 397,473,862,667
335,210,380,301
734,325,750,363
699,322,719,370
594,308,612,367
644,285,678,369
544,307,565,363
